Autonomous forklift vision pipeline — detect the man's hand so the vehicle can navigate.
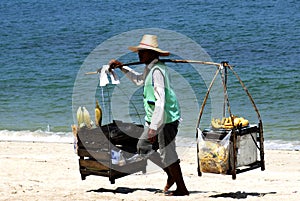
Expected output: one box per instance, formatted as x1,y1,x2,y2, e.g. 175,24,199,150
109,59,123,71
148,128,157,144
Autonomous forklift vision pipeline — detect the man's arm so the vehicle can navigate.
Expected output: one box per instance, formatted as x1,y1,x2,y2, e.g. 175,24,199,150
121,66,145,86
149,69,165,130
109,59,145,86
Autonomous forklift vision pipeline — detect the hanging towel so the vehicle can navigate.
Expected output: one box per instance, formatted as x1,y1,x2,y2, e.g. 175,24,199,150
110,71,120,85
99,65,120,86
99,65,109,86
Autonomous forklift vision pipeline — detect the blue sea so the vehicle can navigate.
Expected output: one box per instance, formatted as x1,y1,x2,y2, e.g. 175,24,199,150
0,0,299,150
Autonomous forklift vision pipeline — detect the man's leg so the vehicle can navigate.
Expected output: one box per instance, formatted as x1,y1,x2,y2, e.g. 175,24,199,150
158,121,189,196
147,151,175,193
137,125,174,192
166,160,189,196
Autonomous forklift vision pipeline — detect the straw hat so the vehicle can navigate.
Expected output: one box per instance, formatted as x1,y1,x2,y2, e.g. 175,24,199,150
128,34,170,56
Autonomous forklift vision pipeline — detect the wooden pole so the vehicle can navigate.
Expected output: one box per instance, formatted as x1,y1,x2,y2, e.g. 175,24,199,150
85,59,222,75
160,59,221,67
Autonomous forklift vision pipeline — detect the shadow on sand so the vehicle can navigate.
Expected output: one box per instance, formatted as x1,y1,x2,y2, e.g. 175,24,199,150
87,187,160,194
87,187,207,195
209,191,276,199
88,187,276,198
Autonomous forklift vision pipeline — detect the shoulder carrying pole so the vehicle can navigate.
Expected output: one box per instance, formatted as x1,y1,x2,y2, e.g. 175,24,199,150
85,59,221,75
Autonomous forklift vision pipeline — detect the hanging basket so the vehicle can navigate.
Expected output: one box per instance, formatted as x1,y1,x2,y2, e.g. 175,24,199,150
195,62,265,180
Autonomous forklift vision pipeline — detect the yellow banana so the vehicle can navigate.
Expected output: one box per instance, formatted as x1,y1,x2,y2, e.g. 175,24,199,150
241,119,249,127
233,117,250,127
223,123,233,130
222,117,232,129
234,118,241,127
95,100,102,127
211,118,222,129
221,117,226,124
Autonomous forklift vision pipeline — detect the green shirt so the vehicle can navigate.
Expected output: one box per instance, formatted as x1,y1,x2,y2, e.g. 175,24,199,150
143,61,180,125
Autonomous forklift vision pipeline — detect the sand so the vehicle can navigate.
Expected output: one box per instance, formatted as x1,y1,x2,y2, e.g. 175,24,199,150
0,141,299,201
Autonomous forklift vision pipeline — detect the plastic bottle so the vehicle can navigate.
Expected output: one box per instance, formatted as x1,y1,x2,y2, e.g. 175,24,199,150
118,150,126,166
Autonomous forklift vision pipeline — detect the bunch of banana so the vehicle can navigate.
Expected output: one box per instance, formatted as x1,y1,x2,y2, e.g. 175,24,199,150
211,115,249,130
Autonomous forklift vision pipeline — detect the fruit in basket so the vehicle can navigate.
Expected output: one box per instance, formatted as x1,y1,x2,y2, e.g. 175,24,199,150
211,115,249,129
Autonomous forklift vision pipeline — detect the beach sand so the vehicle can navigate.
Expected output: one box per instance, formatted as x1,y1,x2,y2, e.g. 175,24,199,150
0,141,299,201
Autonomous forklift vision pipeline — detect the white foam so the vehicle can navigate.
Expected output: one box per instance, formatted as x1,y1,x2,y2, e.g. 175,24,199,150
264,140,300,151
0,130,73,143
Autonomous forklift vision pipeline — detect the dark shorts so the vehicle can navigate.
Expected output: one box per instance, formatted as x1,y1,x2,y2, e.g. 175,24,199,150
137,120,179,167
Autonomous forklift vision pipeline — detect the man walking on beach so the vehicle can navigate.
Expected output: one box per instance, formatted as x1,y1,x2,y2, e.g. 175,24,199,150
109,34,189,196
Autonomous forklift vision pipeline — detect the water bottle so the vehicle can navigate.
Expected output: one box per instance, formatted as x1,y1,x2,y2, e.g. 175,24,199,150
118,150,126,166
111,150,119,165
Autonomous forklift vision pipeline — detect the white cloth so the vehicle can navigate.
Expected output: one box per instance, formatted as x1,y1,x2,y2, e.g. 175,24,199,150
99,65,109,86
110,72,120,85
99,65,120,86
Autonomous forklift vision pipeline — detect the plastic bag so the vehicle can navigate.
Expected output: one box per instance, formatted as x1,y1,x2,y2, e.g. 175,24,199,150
198,128,231,174
111,150,126,166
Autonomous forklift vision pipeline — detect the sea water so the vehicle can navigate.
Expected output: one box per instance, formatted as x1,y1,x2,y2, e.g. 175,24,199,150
0,0,299,150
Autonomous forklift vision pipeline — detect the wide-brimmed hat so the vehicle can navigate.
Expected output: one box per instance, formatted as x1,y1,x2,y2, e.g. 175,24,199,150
128,34,170,56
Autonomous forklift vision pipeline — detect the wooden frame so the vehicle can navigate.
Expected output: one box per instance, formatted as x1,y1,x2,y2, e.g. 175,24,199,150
75,120,147,184
196,62,265,179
